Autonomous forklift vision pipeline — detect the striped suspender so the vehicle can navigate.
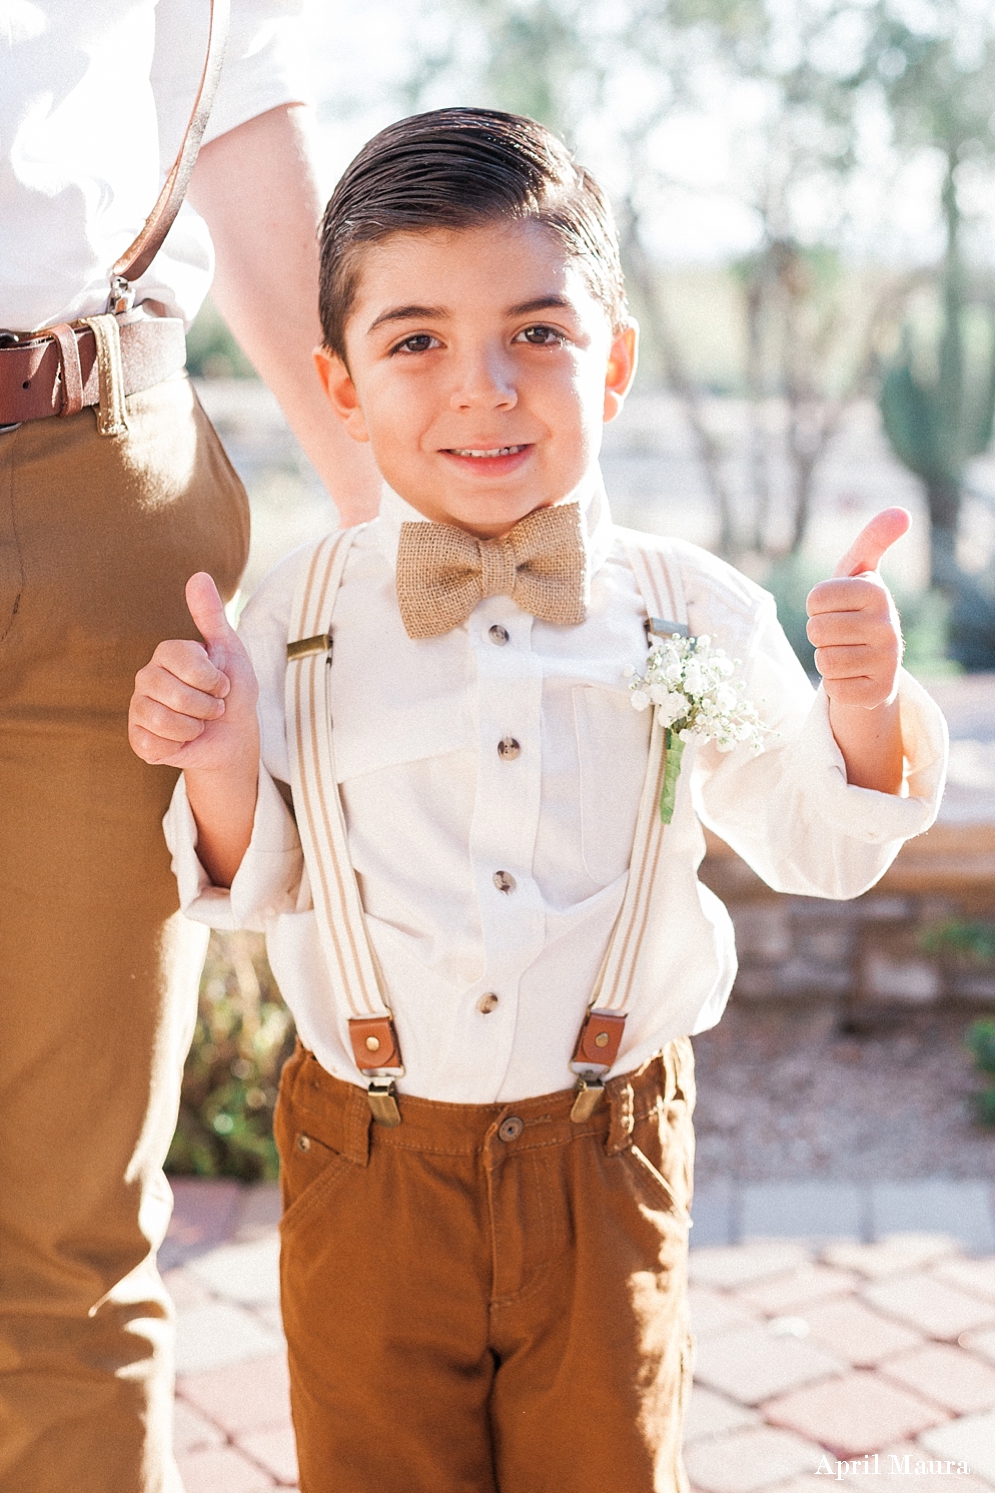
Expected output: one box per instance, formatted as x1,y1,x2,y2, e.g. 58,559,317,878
569,535,688,1120
285,529,404,1125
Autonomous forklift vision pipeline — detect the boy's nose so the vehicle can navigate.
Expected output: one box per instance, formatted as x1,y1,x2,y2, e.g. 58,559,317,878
449,348,517,411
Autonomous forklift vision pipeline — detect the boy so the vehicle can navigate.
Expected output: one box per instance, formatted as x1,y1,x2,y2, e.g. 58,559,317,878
129,108,947,1492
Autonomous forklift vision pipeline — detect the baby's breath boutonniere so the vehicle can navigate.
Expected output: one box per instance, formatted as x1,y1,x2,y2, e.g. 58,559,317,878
625,634,768,823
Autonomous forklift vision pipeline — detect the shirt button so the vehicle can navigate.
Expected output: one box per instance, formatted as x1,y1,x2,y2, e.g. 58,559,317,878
493,871,516,894
498,1116,524,1142
497,736,521,760
488,624,509,646
478,992,499,1014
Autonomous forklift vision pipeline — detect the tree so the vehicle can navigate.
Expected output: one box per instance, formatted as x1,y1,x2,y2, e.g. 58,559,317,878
399,0,928,569
859,2,995,663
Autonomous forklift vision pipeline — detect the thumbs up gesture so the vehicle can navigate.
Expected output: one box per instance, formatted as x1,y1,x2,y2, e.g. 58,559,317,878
129,573,260,772
805,508,909,710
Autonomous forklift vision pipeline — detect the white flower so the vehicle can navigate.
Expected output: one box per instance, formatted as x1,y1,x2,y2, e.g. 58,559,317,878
627,630,769,758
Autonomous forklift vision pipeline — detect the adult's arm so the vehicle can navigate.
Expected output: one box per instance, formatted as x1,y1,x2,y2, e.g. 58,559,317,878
188,103,380,525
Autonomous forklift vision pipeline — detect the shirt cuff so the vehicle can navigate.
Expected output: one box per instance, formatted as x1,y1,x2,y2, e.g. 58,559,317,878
162,764,304,930
787,670,948,846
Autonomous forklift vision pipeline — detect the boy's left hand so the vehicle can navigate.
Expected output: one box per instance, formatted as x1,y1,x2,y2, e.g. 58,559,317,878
805,507,909,709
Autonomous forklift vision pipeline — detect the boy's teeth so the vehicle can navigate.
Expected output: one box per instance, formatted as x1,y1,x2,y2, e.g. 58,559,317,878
451,445,525,458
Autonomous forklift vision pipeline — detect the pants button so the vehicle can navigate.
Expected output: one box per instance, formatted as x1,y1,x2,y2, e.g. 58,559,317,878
498,1116,524,1142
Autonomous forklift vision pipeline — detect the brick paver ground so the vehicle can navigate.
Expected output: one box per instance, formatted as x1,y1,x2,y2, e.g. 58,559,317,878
166,1178,995,1491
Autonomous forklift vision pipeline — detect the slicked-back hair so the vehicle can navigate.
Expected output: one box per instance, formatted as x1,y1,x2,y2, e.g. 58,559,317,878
317,107,628,360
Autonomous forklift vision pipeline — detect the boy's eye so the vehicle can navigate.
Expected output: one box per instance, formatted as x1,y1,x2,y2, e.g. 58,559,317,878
392,333,440,354
515,324,567,346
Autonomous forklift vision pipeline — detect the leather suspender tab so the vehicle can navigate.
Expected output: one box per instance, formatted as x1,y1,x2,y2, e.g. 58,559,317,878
572,1009,626,1070
349,1015,402,1073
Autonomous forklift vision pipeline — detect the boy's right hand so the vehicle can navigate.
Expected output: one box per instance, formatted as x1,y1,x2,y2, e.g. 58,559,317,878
129,573,260,773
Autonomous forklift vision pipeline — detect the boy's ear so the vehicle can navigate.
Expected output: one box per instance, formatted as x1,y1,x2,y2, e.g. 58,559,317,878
603,320,638,424
313,346,370,443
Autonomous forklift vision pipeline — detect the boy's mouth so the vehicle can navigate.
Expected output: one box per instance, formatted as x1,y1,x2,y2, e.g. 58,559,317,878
445,445,528,458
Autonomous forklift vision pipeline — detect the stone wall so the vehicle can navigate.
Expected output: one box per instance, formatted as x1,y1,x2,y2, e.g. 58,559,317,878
700,819,995,1010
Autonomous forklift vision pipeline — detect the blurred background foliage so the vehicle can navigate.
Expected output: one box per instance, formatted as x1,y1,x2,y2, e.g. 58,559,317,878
166,933,295,1180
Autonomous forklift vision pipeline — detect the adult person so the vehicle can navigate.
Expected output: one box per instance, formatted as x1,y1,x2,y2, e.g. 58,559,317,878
0,4,378,1490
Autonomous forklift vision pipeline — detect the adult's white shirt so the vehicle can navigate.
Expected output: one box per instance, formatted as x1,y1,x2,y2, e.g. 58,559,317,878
1,0,306,333
165,482,949,1104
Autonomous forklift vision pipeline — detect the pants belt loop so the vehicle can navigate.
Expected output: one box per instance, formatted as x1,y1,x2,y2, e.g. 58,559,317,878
344,1082,373,1166
605,1077,635,1156
81,314,128,436
48,323,83,417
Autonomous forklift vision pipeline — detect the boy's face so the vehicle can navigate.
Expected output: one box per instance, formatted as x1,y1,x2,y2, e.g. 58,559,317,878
315,220,637,537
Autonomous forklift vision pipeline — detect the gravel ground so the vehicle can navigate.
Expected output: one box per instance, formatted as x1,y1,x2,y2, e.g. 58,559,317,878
691,998,995,1183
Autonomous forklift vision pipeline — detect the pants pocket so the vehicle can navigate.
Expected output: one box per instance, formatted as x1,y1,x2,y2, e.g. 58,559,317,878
619,1092,695,1231
278,1126,353,1237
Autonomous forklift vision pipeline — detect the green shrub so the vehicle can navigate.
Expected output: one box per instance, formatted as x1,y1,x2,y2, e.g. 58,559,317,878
919,920,995,1126
919,919,995,963
166,931,296,1180
966,1021,995,1126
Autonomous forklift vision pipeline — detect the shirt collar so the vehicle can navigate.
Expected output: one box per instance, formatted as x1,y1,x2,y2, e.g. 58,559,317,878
371,470,615,578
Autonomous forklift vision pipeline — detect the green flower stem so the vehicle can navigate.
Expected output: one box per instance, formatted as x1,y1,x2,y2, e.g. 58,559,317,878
660,729,685,824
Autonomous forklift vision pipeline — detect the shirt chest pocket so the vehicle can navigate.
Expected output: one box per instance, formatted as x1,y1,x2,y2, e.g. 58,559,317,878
571,685,653,887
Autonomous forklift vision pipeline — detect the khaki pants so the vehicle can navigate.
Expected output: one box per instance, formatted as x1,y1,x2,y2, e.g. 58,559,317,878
0,376,249,1492
275,1040,696,1493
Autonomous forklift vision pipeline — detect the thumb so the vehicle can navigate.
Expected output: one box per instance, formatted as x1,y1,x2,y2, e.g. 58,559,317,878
185,572,235,658
832,507,911,579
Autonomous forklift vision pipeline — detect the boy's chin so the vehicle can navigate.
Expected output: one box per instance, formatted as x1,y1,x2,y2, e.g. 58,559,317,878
397,485,560,538
432,499,555,538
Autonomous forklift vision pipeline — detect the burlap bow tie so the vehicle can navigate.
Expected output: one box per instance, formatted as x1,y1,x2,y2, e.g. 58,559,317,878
395,502,588,639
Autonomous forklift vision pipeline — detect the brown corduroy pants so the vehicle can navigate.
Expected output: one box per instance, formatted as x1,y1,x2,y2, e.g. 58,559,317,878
275,1040,696,1493
0,375,249,1493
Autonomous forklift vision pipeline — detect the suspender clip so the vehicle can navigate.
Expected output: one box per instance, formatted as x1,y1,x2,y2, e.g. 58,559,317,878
367,1079,401,1127
108,274,134,316
570,1076,605,1123
569,1009,626,1123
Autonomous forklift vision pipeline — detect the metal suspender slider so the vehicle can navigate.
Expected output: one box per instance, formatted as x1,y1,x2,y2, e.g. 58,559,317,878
287,633,331,661
569,1009,626,1122
645,617,689,641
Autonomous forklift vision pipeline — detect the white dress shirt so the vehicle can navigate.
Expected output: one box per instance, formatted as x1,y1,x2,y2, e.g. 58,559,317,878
165,481,949,1103
1,0,305,332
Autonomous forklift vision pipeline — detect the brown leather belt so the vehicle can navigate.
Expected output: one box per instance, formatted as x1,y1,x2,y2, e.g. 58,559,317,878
0,317,186,426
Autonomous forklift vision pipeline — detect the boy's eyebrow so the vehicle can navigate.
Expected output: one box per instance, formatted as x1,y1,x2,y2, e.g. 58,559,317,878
506,294,574,317
366,294,575,335
367,304,448,333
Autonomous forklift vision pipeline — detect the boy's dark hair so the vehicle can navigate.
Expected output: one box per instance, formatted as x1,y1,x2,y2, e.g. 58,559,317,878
318,107,627,359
